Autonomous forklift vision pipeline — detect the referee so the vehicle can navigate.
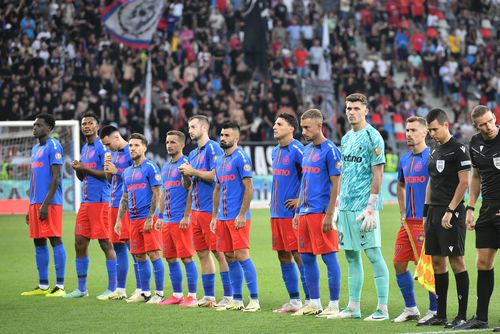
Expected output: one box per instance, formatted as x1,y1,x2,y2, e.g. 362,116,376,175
422,108,471,328
455,105,500,330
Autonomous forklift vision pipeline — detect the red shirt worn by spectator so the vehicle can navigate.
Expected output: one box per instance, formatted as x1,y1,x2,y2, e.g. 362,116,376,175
397,0,410,16
410,32,426,53
294,49,308,68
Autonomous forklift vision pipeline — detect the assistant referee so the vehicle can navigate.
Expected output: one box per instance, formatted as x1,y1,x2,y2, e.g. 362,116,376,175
422,108,471,328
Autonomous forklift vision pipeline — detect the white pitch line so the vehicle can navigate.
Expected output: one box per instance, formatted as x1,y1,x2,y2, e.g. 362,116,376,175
400,329,491,334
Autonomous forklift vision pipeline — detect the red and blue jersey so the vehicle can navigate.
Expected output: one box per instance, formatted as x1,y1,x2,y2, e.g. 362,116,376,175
122,159,162,220
298,140,342,215
271,139,304,218
188,140,224,212
397,148,430,219
109,145,133,208
29,137,64,205
80,138,108,203
161,156,189,223
215,147,252,221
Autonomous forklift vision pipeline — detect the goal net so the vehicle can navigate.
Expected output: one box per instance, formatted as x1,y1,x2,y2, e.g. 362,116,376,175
0,120,81,213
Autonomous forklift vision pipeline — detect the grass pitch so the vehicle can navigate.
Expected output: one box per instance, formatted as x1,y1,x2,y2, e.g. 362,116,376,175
0,206,498,333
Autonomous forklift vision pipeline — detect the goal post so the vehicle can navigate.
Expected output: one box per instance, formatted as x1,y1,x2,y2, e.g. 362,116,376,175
0,120,81,213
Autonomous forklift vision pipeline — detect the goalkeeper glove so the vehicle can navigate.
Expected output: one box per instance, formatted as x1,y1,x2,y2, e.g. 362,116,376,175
356,194,379,232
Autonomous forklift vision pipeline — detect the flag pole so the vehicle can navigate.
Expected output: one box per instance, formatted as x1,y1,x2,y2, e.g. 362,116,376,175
144,49,152,142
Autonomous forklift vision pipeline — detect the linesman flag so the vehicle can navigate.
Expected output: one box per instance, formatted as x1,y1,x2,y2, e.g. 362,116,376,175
415,241,436,294
101,0,165,49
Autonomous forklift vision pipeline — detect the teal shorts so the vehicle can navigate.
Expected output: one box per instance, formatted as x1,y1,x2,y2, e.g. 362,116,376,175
338,210,382,251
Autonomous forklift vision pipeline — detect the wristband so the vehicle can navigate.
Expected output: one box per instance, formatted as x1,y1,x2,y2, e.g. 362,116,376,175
445,207,454,214
466,205,475,212
158,213,164,219
423,204,429,218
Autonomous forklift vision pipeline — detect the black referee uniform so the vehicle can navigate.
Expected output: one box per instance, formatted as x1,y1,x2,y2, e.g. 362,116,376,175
426,136,471,325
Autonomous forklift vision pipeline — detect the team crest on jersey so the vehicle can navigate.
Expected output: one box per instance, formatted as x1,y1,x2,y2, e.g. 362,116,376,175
244,164,251,172
119,155,126,164
374,147,382,156
436,160,445,173
89,150,95,159
282,156,290,166
37,150,44,158
155,173,161,181
225,163,232,171
172,169,178,177
55,153,62,160
414,161,422,172
493,157,500,170
312,152,320,162
135,171,143,180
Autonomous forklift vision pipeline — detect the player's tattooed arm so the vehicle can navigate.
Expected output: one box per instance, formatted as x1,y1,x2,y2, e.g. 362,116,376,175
40,165,62,220
182,172,192,189
117,192,129,221
147,185,161,220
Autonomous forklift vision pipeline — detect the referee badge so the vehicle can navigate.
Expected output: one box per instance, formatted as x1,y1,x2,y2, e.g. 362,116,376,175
244,164,251,172
494,157,500,170
155,173,161,181
436,160,445,173
374,147,382,156
55,153,62,160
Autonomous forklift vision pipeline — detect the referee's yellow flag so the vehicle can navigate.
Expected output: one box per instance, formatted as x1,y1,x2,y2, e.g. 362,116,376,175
415,241,436,295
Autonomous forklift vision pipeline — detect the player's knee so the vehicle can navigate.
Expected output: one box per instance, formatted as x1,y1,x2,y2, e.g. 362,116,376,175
147,250,160,261
393,261,408,275
224,252,236,263
166,257,177,264
181,257,193,264
48,237,62,247
135,253,147,261
476,256,494,270
213,250,226,263
345,250,361,263
365,247,382,264
197,250,210,261
277,251,293,264
234,249,250,262
449,256,466,273
34,238,47,247
98,239,113,252
291,250,303,265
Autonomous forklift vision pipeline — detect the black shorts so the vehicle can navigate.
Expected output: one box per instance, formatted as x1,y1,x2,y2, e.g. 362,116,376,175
425,204,466,256
475,201,500,249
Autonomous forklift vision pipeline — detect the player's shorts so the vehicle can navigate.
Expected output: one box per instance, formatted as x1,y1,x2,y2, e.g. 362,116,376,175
108,207,130,243
28,204,63,239
162,222,195,259
216,219,251,252
425,204,466,256
129,218,162,255
393,218,425,264
298,213,338,255
191,210,217,251
338,210,382,251
475,200,500,250
271,218,298,252
75,202,109,239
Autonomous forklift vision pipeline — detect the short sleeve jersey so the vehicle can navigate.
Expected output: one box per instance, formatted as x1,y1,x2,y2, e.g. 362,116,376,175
80,138,107,203
271,139,304,218
215,147,252,221
298,140,341,215
339,124,385,211
161,156,189,223
109,145,133,208
397,148,430,219
188,140,224,212
469,129,500,201
30,137,64,205
122,159,162,220
428,137,471,206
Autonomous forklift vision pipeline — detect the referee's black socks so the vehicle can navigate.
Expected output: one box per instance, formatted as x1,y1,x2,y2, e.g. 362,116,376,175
435,272,449,319
476,269,494,322
455,271,469,320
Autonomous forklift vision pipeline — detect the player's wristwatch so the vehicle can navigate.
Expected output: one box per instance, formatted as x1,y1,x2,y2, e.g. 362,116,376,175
466,205,475,212
445,207,455,214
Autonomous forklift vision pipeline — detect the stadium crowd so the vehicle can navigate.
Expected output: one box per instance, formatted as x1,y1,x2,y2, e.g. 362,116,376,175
0,0,498,147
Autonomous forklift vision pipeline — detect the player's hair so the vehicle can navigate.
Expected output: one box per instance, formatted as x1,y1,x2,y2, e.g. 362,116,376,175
470,105,491,121
188,115,210,127
426,108,449,125
99,125,119,138
221,121,240,133
129,133,148,146
345,93,368,106
35,113,56,130
81,111,99,124
167,130,186,143
277,113,298,132
407,116,427,128
301,109,323,121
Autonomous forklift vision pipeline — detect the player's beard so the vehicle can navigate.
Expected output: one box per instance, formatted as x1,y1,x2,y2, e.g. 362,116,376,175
220,141,234,149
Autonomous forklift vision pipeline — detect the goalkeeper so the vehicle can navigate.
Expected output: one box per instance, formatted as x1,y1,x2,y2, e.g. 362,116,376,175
329,93,390,321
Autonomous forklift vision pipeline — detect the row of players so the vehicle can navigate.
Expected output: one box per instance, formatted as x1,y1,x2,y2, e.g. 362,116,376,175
24,93,499,329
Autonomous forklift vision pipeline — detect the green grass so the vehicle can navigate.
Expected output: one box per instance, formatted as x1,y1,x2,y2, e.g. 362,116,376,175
0,206,498,333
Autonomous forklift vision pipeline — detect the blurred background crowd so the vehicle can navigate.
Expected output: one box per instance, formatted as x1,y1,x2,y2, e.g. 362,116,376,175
0,0,498,154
